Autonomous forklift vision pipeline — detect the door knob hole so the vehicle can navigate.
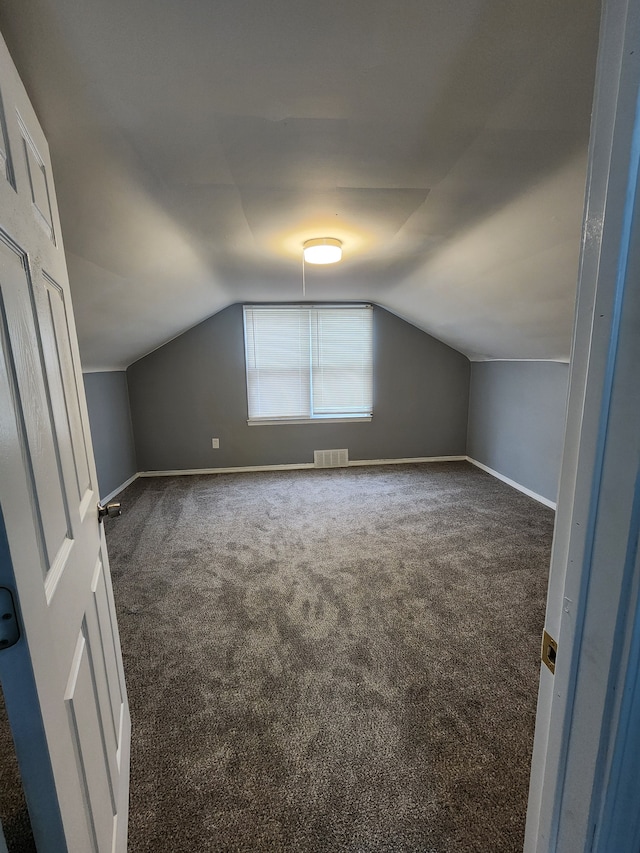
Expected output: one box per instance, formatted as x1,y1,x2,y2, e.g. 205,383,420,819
2,613,12,620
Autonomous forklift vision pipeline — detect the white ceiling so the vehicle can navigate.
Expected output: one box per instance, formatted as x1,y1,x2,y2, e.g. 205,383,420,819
0,0,601,369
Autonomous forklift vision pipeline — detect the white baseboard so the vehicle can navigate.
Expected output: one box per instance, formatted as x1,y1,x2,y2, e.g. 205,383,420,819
138,455,467,479
140,463,316,477
466,456,556,510
100,473,139,503
103,459,555,511
348,455,466,467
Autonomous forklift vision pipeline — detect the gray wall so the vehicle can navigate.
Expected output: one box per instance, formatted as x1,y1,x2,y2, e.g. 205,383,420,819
83,371,137,499
127,304,470,471
467,361,569,503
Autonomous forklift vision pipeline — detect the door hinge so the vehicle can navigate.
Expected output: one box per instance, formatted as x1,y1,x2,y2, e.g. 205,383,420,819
0,587,20,651
542,629,558,674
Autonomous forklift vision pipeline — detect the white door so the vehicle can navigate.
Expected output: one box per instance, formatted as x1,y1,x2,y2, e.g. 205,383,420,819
0,31,130,853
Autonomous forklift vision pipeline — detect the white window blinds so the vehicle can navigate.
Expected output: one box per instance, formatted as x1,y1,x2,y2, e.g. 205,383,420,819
243,305,373,423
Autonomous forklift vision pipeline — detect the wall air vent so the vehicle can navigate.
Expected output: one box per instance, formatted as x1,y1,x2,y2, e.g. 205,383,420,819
314,449,349,469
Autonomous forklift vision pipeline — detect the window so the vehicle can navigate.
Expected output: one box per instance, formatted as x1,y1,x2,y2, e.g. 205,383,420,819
243,305,373,424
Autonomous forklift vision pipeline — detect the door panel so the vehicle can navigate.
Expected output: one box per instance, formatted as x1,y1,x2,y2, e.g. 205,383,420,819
0,87,15,189
0,29,130,853
0,234,71,576
17,112,54,242
65,626,116,853
87,557,125,787
42,272,92,500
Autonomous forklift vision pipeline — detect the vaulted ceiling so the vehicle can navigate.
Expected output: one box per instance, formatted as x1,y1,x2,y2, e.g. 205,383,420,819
0,0,601,369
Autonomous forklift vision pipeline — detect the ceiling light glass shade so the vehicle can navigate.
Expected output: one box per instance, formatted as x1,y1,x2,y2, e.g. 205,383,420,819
303,237,343,264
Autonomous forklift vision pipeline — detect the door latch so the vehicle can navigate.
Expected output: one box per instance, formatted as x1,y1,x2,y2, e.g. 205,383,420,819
97,501,122,522
0,588,20,651
541,629,558,674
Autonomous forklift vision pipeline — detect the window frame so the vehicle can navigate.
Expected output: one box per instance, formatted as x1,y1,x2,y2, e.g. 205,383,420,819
243,304,374,426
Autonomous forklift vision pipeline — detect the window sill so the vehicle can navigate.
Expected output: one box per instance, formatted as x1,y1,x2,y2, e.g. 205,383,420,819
247,416,372,426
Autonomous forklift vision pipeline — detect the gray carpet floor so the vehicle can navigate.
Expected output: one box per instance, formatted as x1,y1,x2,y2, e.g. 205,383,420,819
0,702,34,852
101,461,553,853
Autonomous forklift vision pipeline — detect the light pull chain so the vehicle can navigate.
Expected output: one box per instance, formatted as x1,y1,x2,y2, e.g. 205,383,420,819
302,253,306,298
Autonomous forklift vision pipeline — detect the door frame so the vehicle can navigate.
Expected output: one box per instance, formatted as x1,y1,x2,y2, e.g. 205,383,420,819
525,0,640,849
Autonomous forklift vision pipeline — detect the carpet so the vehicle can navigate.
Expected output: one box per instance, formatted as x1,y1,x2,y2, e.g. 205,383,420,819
102,461,553,853
0,700,34,852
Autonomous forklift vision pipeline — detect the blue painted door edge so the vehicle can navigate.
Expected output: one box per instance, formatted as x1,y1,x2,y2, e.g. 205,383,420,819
0,506,68,852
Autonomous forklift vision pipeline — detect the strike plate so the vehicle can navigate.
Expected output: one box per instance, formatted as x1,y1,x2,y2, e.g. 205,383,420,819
0,587,20,651
542,629,558,674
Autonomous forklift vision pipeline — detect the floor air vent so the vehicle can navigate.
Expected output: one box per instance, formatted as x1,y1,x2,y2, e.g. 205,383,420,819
314,449,349,468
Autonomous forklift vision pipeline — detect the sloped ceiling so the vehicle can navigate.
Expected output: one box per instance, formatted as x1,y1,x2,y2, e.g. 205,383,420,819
0,0,601,369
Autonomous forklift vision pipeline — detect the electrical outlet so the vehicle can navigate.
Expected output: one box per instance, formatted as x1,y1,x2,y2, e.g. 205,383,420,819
211,438,220,449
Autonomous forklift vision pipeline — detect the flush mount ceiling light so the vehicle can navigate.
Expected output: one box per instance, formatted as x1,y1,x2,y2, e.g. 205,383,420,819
303,237,343,265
